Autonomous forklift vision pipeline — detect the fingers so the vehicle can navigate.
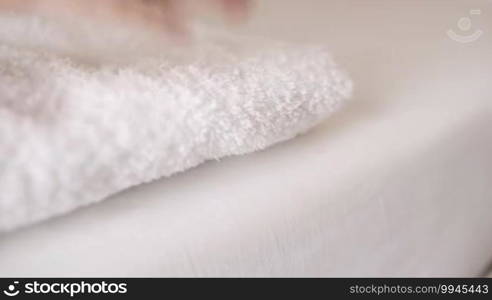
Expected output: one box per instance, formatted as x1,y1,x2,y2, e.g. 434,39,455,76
150,0,251,37
220,0,250,20
0,0,252,38
137,0,187,37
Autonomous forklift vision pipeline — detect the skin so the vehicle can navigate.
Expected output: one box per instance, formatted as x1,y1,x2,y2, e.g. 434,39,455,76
0,0,250,35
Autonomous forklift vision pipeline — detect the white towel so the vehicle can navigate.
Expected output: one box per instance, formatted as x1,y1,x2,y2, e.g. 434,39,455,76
0,14,352,231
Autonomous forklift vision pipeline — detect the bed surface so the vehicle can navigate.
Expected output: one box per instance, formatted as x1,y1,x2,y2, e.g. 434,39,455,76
1,0,491,276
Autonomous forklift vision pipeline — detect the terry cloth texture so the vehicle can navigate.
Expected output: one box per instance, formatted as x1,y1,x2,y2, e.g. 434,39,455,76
0,14,352,231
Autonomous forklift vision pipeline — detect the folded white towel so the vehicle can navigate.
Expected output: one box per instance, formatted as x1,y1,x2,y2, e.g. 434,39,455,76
0,14,352,231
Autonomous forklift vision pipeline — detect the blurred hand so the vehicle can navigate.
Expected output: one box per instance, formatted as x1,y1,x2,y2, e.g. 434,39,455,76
0,0,251,35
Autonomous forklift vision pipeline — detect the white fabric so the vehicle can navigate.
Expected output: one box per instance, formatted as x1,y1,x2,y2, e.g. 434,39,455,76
0,14,351,231
1,0,491,277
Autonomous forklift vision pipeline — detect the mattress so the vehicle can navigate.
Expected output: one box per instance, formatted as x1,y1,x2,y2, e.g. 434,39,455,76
1,0,492,277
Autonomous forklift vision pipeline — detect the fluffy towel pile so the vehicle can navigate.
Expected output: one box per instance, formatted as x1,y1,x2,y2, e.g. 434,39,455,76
0,14,352,231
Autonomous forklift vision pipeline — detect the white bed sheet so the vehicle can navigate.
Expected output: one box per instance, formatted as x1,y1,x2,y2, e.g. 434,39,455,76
1,0,492,277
